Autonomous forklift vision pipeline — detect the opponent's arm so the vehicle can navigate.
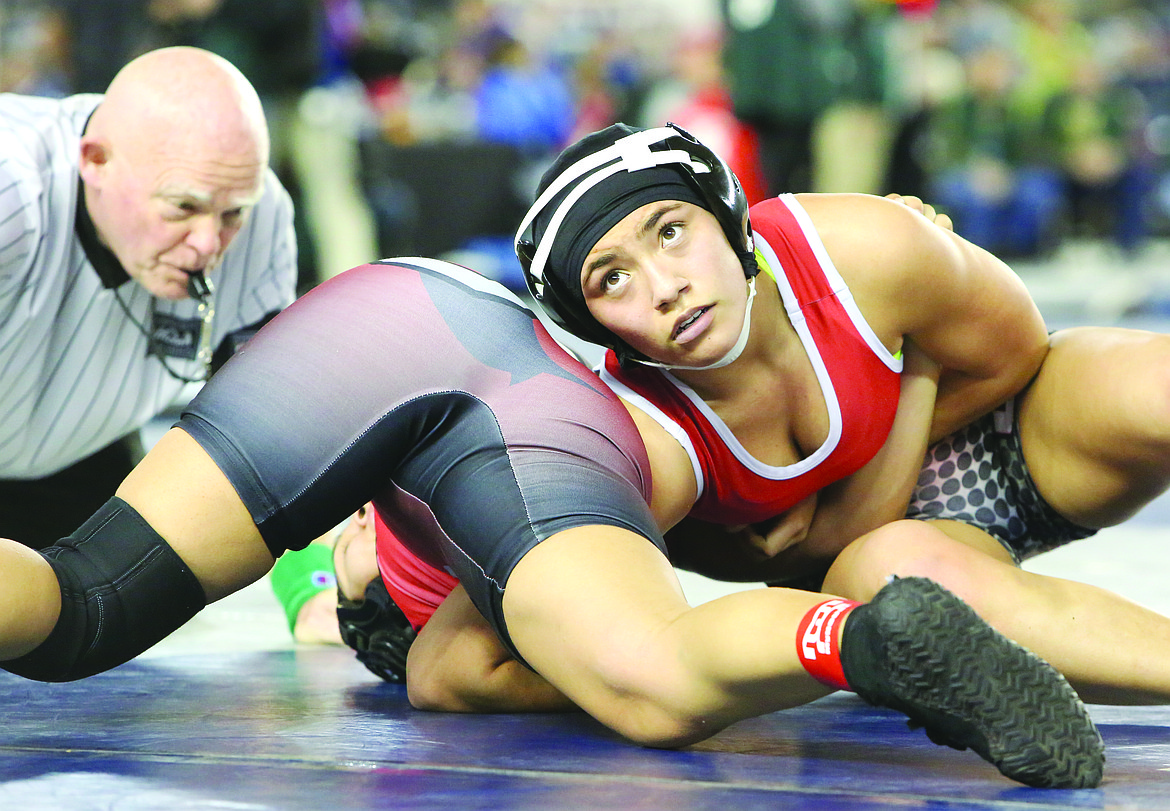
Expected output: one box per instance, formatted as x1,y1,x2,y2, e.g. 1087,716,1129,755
802,193,1049,442
621,400,700,532
407,584,576,713
658,343,941,582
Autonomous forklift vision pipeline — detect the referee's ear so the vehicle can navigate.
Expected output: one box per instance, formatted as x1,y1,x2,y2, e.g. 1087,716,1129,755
78,138,112,186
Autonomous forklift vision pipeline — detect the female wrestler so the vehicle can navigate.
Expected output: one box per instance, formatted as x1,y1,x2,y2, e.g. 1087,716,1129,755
0,258,1101,788
517,122,1170,708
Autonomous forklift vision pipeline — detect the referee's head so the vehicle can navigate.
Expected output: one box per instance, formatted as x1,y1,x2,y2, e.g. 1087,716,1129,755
78,47,270,302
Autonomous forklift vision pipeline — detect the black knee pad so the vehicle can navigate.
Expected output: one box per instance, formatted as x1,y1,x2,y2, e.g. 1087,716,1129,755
2,497,207,682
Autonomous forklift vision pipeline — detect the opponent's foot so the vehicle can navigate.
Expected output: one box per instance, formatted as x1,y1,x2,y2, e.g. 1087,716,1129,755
841,577,1105,788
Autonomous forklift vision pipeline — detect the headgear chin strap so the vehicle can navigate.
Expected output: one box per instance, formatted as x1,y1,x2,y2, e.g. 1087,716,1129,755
636,277,757,371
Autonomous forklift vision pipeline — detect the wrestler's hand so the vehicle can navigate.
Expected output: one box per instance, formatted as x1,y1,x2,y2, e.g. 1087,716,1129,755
293,589,344,645
725,494,819,561
885,193,954,232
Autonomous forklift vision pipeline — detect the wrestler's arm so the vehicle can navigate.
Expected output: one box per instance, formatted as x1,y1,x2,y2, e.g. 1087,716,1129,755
654,345,941,582
883,193,953,232
799,193,1049,442
620,402,700,531
407,584,577,713
797,340,940,556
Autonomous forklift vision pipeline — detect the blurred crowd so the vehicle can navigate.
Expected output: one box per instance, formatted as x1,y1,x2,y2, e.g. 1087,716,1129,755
2,0,1168,288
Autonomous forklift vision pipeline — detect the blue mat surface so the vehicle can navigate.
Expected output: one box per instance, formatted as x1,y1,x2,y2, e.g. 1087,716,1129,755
0,647,1166,809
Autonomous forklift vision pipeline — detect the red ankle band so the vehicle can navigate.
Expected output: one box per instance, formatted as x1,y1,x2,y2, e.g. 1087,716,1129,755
796,598,860,691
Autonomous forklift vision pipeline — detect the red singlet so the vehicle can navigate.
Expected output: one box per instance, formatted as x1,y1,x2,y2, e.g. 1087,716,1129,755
599,194,902,525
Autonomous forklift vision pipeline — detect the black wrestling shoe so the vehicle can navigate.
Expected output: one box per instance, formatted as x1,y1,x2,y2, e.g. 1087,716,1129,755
840,577,1105,788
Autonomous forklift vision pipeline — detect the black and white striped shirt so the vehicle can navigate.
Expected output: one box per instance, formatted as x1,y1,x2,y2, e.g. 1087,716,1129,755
0,92,297,478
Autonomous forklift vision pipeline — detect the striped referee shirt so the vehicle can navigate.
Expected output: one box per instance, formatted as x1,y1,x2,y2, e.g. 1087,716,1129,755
0,93,298,478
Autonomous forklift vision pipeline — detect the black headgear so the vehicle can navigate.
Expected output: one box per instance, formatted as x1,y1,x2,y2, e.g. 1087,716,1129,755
337,577,417,684
515,123,757,364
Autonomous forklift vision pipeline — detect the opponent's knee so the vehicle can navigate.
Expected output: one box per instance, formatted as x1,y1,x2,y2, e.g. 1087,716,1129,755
1,498,207,682
824,520,960,601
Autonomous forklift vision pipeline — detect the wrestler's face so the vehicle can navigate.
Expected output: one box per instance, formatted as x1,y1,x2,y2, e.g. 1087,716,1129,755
581,201,750,367
79,124,264,301
332,505,381,601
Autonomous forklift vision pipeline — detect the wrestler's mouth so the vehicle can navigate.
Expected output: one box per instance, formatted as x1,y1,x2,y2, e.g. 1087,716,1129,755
673,306,712,341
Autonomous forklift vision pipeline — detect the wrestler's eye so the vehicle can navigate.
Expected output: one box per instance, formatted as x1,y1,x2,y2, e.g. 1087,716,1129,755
660,221,685,246
601,269,628,293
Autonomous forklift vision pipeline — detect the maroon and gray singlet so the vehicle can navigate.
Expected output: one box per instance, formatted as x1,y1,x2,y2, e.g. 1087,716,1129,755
178,258,662,657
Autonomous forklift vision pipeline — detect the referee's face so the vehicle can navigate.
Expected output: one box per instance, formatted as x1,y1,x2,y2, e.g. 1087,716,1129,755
82,131,266,301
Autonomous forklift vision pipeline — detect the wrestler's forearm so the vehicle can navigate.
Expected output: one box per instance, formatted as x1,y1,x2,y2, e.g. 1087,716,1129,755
801,345,940,555
931,353,1045,443
407,584,577,714
0,539,61,660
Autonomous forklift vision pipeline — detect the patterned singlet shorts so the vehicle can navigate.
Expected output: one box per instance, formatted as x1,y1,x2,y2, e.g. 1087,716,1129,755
905,397,1097,563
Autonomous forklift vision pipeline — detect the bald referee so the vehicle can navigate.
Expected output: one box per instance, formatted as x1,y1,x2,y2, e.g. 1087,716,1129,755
0,46,297,548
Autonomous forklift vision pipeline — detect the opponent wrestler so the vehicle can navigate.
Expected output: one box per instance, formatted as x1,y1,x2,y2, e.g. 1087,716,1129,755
0,258,1101,788
515,122,1170,707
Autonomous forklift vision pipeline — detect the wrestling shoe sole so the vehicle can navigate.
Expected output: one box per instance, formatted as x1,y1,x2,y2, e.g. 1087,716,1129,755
843,577,1105,788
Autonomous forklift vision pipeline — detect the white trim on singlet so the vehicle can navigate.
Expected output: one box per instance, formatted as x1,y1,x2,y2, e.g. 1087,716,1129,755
596,365,706,499
0,93,297,478
394,256,528,310
777,194,902,374
601,193,903,486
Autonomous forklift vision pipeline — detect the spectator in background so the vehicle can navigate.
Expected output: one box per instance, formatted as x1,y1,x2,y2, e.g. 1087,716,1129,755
283,0,383,282
45,0,180,94
0,2,70,97
925,38,1065,258
1010,0,1094,131
1041,52,1154,254
1101,1,1170,238
473,32,574,156
719,0,894,196
638,26,766,205
568,40,623,146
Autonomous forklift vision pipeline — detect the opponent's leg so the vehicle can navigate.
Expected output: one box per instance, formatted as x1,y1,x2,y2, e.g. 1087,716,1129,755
117,428,274,601
505,525,1103,787
0,541,61,660
0,428,272,679
826,518,1170,704
1021,326,1170,528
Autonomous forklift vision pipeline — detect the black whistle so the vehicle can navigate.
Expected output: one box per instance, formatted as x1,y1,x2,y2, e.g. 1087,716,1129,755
187,271,211,302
